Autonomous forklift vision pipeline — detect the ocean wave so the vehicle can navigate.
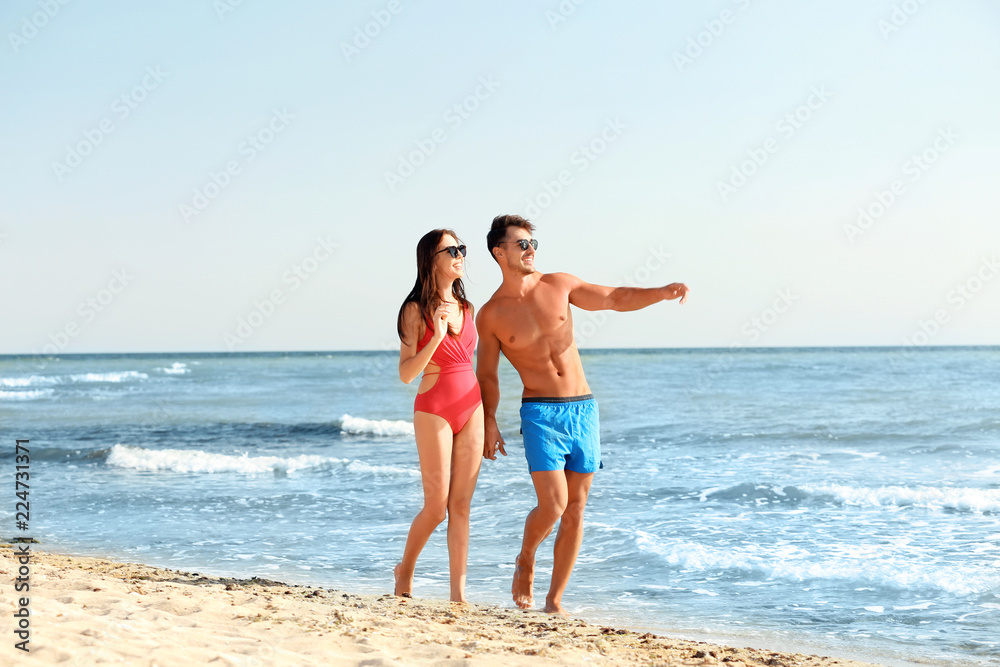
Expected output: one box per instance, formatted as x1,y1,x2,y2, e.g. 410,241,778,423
67,371,149,383
803,484,1000,514
700,483,810,504
1,371,149,387
629,531,992,597
823,448,883,459
337,414,414,437
158,363,189,375
0,388,54,400
697,482,1000,513
0,375,61,388
344,459,419,476
18,446,108,463
104,444,418,477
973,465,1000,479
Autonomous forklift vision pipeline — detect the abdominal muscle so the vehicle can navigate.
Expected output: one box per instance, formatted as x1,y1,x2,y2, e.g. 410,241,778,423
508,346,591,398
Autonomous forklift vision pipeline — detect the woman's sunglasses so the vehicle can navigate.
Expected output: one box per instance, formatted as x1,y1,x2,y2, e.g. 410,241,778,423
499,238,538,251
435,245,467,258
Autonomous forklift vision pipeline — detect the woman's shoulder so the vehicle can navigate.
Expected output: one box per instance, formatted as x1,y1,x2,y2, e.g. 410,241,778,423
401,300,427,333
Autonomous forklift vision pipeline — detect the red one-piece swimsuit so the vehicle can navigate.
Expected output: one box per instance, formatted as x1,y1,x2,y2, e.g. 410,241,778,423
413,305,482,434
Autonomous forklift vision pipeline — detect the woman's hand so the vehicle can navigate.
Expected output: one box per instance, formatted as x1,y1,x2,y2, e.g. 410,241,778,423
432,302,451,340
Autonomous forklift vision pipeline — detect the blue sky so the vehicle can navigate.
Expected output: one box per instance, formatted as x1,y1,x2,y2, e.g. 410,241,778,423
3,0,999,353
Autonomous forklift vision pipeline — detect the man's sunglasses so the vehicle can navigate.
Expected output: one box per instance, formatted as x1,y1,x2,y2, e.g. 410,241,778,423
499,239,538,251
436,245,467,258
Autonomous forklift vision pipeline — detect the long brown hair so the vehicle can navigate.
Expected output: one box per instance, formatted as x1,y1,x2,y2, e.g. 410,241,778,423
396,229,472,342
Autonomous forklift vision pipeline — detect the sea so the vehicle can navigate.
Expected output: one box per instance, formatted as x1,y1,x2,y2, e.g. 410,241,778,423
2,347,998,666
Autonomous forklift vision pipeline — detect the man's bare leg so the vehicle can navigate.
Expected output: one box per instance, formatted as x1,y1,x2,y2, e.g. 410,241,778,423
512,470,568,609
544,470,594,614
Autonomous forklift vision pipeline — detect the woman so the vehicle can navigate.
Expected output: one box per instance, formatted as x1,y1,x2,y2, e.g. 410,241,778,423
395,229,484,602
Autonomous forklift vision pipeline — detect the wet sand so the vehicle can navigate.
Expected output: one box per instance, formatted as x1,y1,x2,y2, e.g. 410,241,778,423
1,547,887,666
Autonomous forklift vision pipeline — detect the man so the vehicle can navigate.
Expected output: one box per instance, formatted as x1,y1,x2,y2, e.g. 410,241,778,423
475,214,689,614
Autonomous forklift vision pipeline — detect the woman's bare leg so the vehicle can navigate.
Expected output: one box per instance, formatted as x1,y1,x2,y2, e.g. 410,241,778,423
395,411,452,597
446,405,484,602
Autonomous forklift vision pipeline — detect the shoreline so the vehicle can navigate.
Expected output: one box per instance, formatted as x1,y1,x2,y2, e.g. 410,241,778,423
1,547,894,666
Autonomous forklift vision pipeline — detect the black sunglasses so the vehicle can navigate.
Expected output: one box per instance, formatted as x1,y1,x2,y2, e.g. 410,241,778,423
435,245,467,258
499,238,538,251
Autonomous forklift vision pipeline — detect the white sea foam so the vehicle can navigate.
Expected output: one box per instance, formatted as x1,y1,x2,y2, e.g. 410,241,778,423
344,460,418,476
894,602,934,611
0,389,54,400
106,444,329,474
338,414,414,437
826,448,883,459
973,465,1000,478
804,484,1000,514
0,375,60,387
1,370,150,392
629,531,992,596
104,444,418,477
159,363,189,375
68,371,149,383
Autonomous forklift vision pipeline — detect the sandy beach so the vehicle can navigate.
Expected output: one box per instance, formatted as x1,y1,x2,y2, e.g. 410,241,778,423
0,546,888,667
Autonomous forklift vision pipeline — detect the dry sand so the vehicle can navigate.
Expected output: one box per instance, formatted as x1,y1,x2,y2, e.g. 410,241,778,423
1,546,887,666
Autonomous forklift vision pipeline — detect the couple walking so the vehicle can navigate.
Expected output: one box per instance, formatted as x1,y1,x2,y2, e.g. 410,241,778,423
394,214,689,612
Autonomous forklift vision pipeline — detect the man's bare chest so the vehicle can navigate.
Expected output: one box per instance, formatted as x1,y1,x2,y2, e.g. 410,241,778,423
494,299,572,353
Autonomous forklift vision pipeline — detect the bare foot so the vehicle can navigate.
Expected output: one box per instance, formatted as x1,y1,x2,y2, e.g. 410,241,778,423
544,596,568,615
511,554,534,609
393,563,412,598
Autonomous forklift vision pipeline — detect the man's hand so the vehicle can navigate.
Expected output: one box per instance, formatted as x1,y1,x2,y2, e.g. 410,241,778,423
484,420,507,460
664,283,689,304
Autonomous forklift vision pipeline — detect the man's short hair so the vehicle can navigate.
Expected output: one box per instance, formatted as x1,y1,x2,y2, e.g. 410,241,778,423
487,214,535,263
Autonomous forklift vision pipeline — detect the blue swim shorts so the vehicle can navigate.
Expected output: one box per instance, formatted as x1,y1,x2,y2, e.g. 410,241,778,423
519,394,602,474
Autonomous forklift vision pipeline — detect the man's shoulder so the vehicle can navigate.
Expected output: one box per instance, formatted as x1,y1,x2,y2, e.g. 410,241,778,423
477,291,504,322
478,284,524,325
539,271,583,293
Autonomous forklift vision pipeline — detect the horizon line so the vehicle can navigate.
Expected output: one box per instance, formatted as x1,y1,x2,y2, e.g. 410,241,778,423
2,344,999,360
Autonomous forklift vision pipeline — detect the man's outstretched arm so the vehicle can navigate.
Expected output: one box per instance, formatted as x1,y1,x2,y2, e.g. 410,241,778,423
559,273,689,311
475,306,507,460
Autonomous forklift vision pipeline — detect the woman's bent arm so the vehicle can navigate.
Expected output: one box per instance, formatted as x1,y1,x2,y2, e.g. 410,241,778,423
398,301,443,383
